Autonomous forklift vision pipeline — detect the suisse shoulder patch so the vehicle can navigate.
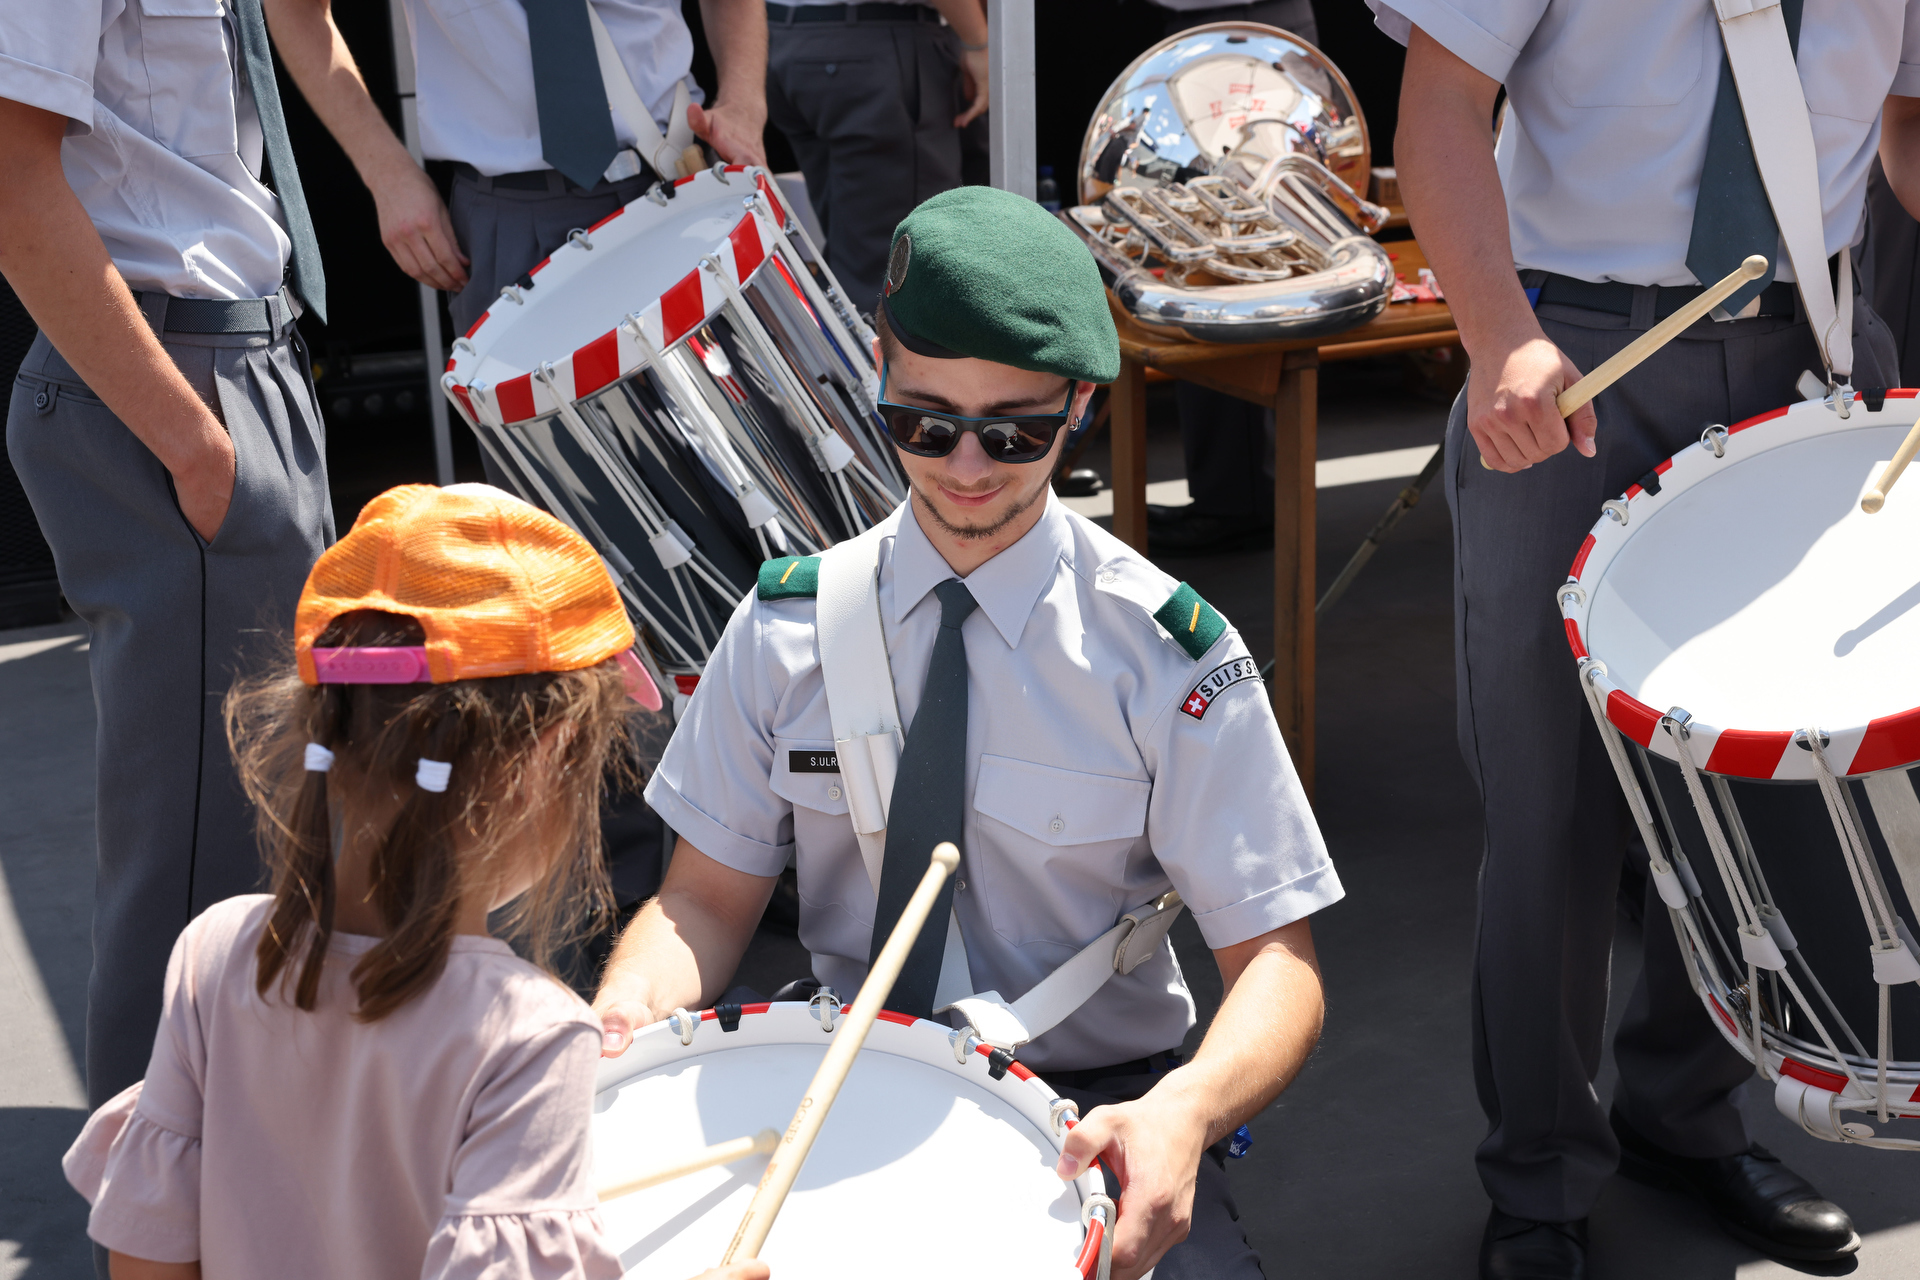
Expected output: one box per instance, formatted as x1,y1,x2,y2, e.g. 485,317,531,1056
1153,582,1227,660
757,555,820,600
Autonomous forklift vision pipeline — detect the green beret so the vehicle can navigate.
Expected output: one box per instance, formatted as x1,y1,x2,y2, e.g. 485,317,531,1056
881,187,1120,385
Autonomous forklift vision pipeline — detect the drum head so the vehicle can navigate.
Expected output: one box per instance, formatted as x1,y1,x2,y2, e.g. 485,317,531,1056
593,1006,1092,1278
1567,396,1920,778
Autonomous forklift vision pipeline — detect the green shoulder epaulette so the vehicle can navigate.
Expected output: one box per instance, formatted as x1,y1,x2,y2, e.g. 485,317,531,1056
1154,582,1227,660
758,555,821,600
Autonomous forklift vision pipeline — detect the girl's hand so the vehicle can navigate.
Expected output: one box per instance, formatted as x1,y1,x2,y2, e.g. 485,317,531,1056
109,1252,200,1279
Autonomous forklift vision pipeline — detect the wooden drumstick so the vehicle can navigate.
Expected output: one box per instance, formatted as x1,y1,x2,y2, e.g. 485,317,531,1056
1482,254,1770,469
597,1129,779,1203
1862,413,1920,513
677,144,707,179
720,842,962,1265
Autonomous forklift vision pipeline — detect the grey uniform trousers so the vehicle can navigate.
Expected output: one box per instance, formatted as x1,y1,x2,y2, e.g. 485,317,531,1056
767,12,965,312
1444,288,1898,1221
5,309,333,1112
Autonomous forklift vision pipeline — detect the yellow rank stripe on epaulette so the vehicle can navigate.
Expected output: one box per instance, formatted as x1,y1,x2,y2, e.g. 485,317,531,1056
1153,582,1227,660
757,555,820,600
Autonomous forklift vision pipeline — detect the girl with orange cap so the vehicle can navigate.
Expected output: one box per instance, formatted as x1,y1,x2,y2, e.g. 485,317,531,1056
57,484,758,1280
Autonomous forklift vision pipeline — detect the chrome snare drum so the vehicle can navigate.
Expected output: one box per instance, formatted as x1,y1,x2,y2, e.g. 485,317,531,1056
1561,393,1920,1150
442,166,904,691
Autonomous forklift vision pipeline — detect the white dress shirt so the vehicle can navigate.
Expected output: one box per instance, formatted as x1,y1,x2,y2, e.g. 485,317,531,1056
397,0,705,176
646,496,1343,1072
1368,0,1920,286
0,0,290,300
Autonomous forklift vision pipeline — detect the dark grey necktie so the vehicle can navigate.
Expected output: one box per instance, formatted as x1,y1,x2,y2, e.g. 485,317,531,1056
1686,0,1803,318
517,0,623,188
231,0,325,323
869,578,976,1018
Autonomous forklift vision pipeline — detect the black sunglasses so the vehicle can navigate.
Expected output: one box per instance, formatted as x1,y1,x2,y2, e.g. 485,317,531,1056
877,365,1077,464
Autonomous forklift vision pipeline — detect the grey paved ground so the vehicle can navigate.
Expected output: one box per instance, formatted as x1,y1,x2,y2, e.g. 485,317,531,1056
3,375,1915,1276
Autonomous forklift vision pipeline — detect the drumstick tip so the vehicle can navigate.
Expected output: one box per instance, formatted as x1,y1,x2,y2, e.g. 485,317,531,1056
930,842,960,873
1739,255,1768,279
1862,491,1886,514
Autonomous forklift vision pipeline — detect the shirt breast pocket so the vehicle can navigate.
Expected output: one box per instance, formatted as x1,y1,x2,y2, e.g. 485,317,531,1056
136,0,241,160
768,737,849,818
970,755,1150,950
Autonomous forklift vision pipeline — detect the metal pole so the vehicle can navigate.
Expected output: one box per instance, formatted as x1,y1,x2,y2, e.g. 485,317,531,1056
387,0,456,486
987,0,1035,198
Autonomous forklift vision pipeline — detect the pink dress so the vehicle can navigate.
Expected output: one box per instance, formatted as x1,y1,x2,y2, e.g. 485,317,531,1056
63,895,625,1279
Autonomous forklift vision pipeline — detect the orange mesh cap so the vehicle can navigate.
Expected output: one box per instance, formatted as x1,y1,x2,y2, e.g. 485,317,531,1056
295,484,634,684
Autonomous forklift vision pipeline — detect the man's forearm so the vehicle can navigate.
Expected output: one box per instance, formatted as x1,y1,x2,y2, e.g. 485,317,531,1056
699,0,769,111
597,839,775,1029
0,101,228,485
929,0,986,46
1153,921,1323,1146
1880,96,1920,223
263,0,416,189
1396,27,1541,365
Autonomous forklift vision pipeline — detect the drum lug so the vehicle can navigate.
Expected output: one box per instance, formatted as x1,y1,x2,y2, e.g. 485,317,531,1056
1559,582,1586,612
948,1026,981,1064
1602,498,1630,526
646,182,672,207
669,1007,698,1046
709,161,732,184
809,987,842,1033
1660,706,1694,739
498,284,525,306
1792,728,1831,751
567,228,594,251
1049,1097,1079,1135
1700,424,1728,458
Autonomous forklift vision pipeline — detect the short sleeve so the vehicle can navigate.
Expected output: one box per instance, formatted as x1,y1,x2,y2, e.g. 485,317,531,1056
0,0,101,125
1140,631,1343,950
61,915,215,1263
422,1017,622,1280
644,591,796,877
1896,0,1920,97
1365,0,1550,84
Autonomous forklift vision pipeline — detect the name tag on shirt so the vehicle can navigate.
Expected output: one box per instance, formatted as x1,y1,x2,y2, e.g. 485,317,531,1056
788,749,841,774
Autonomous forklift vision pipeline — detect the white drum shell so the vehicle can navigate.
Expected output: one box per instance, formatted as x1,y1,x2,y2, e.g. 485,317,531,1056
592,1004,1102,1278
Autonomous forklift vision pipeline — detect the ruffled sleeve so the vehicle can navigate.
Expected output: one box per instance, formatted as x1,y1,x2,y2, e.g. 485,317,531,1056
423,1014,622,1280
421,1207,622,1279
62,1081,204,1264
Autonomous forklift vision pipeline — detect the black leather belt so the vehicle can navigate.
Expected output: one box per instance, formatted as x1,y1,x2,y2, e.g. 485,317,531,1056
135,290,293,335
451,159,659,194
1041,1051,1184,1092
767,2,942,24
1523,253,1844,322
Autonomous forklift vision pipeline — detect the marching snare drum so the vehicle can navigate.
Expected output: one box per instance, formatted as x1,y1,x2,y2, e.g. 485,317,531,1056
1560,392,1920,1151
442,166,905,690
592,1000,1112,1278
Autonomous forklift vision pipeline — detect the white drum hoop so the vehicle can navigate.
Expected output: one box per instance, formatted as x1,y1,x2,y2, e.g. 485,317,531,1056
1560,392,1920,1151
592,1000,1113,1277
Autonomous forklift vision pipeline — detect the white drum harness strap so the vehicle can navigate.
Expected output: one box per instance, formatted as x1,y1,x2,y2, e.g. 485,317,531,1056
813,528,1186,1054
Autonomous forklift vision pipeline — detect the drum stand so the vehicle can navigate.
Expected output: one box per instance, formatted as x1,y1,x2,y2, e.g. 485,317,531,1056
1576,657,1920,1150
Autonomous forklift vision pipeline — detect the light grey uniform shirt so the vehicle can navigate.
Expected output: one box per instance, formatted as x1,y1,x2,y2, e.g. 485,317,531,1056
1367,0,1920,286
646,496,1343,1072
396,0,704,176
0,0,290,299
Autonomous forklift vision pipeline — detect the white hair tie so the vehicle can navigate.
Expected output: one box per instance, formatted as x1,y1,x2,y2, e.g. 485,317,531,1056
303,743,335,773
415,758,453,793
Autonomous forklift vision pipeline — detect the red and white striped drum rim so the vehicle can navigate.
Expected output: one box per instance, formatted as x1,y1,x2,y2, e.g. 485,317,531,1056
1561,392,1920,779
592,1001,1110,1278
441,166,802,431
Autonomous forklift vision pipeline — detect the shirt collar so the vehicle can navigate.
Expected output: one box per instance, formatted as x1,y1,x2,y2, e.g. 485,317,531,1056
888,493,1074,648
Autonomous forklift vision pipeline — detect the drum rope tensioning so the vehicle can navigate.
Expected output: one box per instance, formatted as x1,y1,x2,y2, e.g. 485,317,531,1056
1562,389,1920,1150
442,164,907,694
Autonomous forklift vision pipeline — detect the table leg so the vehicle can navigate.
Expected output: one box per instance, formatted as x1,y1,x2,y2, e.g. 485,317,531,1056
1110,359,1149,551
1271,351,1318,796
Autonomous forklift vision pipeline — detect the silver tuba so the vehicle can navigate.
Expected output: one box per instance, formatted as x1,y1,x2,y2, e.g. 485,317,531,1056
1067,23,1395,343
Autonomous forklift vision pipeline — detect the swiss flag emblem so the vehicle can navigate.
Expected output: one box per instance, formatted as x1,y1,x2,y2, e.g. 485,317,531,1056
1182,690,1211,719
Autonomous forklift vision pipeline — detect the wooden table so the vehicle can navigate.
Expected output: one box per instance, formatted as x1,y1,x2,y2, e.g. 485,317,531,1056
1106,236,1457,792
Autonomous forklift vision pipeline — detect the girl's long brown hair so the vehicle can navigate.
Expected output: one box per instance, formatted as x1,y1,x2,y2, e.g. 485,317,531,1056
226,611,636,1021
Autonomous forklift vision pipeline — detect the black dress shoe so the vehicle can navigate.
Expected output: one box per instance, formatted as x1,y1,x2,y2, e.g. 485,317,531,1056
1610,1108,1860,1261
1480,1209,1587,1280
1146,505,1273,555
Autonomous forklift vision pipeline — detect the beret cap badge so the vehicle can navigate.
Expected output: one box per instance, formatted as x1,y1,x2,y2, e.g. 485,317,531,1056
886,233,912,296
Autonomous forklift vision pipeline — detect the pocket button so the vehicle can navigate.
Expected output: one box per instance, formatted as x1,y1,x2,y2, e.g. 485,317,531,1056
1048,816,1065,834
824,63,837,75
827,785,841,801
32,390,49,411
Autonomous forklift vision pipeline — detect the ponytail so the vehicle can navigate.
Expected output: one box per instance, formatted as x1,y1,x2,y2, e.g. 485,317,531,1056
255,688,344,1009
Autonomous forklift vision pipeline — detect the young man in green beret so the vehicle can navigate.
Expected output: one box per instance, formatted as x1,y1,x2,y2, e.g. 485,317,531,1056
596,186,1342,1278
